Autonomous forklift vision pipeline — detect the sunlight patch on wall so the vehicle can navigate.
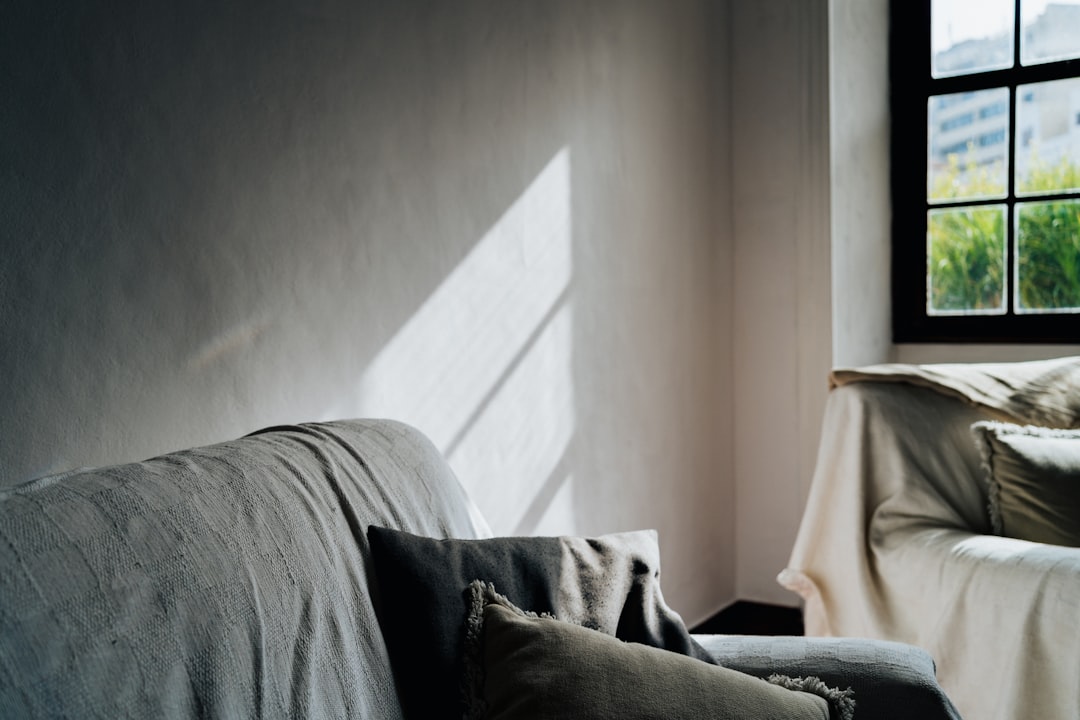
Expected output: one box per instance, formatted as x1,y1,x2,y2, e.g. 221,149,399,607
448,299,575,534
525,470,577,537
345,148,575,532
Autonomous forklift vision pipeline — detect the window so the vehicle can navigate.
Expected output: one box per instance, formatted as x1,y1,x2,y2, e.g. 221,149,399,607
891,0,1080,342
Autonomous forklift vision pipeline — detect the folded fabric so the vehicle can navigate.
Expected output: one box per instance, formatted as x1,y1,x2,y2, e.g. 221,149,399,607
462,580,853,720
367,526,709,720
830,355,1080,428
972,421,1080,546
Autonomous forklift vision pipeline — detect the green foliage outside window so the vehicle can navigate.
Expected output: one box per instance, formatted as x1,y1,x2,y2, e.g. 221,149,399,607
1018,199,1080,310
929,152,1006,201
928,205,1004,311
928,152,1080,312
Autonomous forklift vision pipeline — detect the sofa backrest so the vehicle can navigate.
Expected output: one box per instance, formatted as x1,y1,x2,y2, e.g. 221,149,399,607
0,419,488,719
847,381,996,534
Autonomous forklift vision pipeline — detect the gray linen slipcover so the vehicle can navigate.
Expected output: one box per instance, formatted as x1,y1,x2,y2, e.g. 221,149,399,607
1,417,958,719
0,420,489,719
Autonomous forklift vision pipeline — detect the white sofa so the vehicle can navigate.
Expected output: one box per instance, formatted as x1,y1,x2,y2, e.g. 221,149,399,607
781,356,1080,720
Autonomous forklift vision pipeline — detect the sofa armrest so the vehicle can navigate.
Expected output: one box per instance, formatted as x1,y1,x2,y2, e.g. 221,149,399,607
693,634,962,720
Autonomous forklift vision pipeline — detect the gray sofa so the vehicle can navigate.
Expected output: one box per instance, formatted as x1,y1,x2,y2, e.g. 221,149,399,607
0,419,960,718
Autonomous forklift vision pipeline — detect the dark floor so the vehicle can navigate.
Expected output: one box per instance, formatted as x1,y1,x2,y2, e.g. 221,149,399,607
690,600,804,636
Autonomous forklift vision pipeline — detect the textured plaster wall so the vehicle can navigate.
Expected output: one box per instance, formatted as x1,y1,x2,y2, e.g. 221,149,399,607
830,0,891,369
731,0,831,606
1,0,733,623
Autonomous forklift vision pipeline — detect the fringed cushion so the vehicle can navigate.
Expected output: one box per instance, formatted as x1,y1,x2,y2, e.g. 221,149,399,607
462,581,854,720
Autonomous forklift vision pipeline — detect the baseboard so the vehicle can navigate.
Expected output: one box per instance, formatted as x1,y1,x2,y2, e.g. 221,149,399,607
686,595,736,632
690,599,804,636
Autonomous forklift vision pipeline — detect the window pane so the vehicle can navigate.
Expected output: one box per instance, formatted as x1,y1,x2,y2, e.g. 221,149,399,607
932,0,1015,78
1021,0,1080,65
928,205,1007,314
1015,77,1080,195
928,88,1010,202
1016,200,1080,312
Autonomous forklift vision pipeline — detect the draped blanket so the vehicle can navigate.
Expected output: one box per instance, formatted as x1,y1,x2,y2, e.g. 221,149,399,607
0,420,489,719
780,355,1080,720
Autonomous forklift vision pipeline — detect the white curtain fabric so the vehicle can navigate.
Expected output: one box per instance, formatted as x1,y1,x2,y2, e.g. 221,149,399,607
780,356,1080,720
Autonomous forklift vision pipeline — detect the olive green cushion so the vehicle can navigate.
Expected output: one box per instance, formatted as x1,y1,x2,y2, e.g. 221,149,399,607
972,421,1080,547
463,581,852,720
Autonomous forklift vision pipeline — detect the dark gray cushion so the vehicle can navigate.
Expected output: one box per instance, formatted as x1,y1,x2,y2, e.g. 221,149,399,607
463,581,845,720
367,526,710,720
696,635,962,720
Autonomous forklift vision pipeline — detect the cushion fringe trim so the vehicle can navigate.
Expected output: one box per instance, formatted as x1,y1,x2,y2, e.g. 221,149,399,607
767,673,856,720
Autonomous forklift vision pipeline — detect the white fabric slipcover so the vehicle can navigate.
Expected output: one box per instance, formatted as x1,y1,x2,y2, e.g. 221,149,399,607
780,355,1080,720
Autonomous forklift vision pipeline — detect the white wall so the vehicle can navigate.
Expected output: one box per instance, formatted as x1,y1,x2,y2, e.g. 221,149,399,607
830,0,892,369
0,0,733,624
18,0,1067,624
731,0,832,605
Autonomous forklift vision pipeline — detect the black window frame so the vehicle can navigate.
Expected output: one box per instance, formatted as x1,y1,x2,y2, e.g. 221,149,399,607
891,1,1080,343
